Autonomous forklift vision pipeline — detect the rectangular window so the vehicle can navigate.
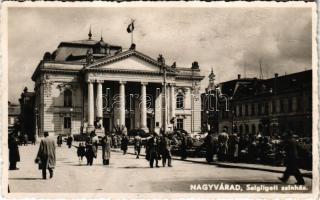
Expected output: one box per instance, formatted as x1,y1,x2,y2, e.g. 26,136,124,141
272,100,276,114
296,97,301,112
265,103,269,115
280,99,284,112
251,103,255,116
245,104,248,116
177,119,184,130
64,117,71,129
258,103,262,115
288,98,293,112
176,94,184,109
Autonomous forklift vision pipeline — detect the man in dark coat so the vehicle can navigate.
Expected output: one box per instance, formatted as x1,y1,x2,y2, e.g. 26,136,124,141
66,136,73,148
121,134,129,155
217,129,229,161
36,132,56,179
160,134,172,167
204,131,215,163
85,141,97,166
8,133,20,170
147,132,160,168
57,135,63,147
278,132,305,185
228,132,239,162
101,134,112,165
180,133,188,160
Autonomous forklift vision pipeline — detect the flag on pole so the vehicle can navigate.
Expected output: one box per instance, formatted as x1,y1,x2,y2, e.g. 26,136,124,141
127,21,134,33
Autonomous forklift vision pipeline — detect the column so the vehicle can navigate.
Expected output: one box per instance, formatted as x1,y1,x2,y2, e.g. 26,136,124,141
185,87,191,109
141,82,148,131
119,81,126,127
87,81,94,132
96,80,104,129
170,84,176,119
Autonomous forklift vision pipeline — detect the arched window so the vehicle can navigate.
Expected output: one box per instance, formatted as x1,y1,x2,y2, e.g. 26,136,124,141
176,93,184,109
64,89,72,107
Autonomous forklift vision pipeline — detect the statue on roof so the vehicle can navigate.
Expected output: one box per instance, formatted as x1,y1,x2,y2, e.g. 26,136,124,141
171,62,176,69
129,43,136,50
157,54,165,66
86,49,94,65
191,61,199,70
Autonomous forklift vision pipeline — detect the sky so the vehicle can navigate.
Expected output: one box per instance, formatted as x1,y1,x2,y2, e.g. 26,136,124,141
7,6,313,103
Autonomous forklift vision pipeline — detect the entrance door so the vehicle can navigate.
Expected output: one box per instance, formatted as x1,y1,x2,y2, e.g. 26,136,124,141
147,117,154,132
103,117,110,132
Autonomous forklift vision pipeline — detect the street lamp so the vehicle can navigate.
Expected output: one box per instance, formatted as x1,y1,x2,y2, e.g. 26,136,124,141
158,54,167,133
34,107,39,142
70,108,73,137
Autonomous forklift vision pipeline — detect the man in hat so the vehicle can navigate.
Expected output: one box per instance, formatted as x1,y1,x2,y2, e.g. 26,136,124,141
35,132,56,179
278,131,305,185
8,133,20,170
101,133,112,165
160,133,173,167
134,133,142,159
147,132,160,168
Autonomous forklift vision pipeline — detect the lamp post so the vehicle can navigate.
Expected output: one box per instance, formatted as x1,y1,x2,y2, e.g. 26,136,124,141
34,107,39,142
158,54,167,133
70,107,73,137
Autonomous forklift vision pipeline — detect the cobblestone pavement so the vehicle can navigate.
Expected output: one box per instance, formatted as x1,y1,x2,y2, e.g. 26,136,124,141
8,143,312,194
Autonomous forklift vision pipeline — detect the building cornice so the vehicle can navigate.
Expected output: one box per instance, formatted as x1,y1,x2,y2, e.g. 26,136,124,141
85,50,176,73
85,68,176,76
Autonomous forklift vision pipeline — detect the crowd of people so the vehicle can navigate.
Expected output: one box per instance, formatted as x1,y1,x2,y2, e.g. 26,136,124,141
8,125,311,185
203,129,312,170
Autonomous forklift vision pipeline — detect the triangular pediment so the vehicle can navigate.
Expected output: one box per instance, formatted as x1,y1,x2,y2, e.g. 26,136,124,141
87,50,164,73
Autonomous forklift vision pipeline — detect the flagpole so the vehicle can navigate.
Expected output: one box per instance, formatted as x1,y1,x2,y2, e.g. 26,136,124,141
131,19,134,45
131,29,133,45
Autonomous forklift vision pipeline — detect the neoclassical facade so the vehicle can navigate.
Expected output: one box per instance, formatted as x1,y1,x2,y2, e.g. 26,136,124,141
32,35,204,137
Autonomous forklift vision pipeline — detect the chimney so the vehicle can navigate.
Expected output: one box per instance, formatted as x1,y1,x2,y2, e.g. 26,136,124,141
237,74,241,80
275,73,278,78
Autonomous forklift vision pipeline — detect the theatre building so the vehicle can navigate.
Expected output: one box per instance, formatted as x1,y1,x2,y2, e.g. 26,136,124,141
31,33,204,137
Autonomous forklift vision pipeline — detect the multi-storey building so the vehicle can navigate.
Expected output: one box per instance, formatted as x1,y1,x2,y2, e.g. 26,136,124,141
202,70,312,137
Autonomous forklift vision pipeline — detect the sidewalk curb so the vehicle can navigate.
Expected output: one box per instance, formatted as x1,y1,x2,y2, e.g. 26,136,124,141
111,149,312,179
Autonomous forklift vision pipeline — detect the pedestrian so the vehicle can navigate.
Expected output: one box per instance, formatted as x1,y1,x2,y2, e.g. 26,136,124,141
160,134,172,167
67,135,73,148
217,128,229,161
57,134,63,147
228,132,239,162
278,132,305,185
91,131,99,151
23,134,29,146
85,141,97,166
121,134,129,155
180,133,188,160
77,143,86,165
101,133,112,165
147,132,160,168
8,133,20,170
204,131,215,163
134,134,142,159
35,132,56,179
31,135,36,145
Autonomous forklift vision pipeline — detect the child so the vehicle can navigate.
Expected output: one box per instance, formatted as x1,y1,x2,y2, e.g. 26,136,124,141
77,143,86,165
